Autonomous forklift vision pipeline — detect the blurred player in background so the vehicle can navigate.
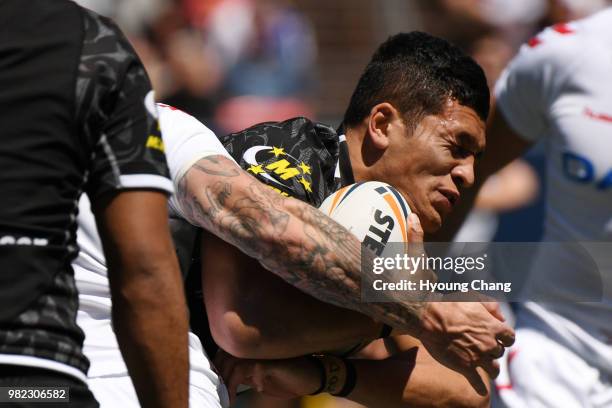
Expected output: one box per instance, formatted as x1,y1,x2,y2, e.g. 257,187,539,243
0,1,189,407
439,7,612,407
198,31,510,407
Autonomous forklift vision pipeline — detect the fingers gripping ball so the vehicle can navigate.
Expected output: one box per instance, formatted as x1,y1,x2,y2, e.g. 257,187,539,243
319,181,412,257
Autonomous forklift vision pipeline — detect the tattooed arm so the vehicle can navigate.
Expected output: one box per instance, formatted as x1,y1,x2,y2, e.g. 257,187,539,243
178,155,423,329
178,155,514,381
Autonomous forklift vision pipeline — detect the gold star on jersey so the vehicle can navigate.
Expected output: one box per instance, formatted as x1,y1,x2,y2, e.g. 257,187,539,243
271,146,286,157
299,177,312,192
298,162,311,175
248,164,265,174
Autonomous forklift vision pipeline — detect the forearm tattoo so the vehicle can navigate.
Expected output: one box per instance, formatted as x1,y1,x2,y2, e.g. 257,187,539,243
178,155,426,331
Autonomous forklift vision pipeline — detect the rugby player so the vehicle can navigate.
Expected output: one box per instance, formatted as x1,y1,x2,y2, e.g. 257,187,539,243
199,32,507,406
0,1,189,407
434,8,612,406
75,32,512,407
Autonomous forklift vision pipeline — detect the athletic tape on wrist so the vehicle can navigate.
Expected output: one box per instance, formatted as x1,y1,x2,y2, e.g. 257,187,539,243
333,359,357,397
308,355,327,395
309,355,347,395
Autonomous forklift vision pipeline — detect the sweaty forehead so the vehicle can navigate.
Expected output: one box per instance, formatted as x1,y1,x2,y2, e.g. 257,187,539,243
440,99,486,149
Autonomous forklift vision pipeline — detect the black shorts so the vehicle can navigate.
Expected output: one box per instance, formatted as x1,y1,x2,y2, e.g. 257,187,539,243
0,365,98,407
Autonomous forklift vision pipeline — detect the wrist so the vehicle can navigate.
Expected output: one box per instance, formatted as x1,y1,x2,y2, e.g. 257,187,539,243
418,300,446,342
309,355,356,397
333,359,356,397
318,355,346,395
307,356,327,395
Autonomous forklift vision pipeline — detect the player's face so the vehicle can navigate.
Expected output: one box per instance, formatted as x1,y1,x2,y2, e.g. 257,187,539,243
384,99,486,233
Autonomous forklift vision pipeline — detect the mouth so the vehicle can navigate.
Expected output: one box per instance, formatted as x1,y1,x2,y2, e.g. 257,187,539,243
440,189,459,206
434,189,460,215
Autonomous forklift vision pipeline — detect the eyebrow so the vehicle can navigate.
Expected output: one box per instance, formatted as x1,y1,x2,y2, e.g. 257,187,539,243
457,131,485,157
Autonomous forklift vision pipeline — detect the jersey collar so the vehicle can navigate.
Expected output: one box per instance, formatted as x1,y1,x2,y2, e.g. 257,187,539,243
335,124,355,187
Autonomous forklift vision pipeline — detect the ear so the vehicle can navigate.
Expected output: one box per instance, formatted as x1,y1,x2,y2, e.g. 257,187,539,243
366,103,401,150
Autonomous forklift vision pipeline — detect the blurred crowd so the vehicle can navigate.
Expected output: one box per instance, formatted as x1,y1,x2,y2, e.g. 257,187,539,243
75,0,609,134
74,1,611,407
77,0,317,135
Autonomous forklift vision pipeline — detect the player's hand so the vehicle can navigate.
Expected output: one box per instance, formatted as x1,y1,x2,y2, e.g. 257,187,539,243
418,301,513,392
405,213,514,391
214,350,321,404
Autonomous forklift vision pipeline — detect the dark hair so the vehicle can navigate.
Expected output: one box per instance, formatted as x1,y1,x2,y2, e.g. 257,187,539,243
343,32,489,129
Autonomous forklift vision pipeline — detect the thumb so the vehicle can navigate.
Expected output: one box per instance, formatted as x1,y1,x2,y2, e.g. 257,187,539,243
407,213,424,243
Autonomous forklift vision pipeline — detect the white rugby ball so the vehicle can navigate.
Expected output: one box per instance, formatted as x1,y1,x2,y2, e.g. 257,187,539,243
319,181,412,256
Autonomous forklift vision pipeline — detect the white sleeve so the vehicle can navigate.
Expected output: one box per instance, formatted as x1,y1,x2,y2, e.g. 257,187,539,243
494,24,581,142
157,104,237,220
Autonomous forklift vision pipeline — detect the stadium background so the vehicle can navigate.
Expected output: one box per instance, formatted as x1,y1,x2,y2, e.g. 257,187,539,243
74,0,611,407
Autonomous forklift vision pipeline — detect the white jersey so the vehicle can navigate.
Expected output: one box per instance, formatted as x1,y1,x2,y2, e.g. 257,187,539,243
74,104,233,406
495,8,612,371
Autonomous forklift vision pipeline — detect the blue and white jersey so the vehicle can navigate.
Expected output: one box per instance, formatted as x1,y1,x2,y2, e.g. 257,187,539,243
495,8,612,369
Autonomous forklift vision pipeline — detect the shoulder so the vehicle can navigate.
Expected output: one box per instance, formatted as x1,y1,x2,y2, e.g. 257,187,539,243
221,117,341,206
495,21,586,116
78,7,145,88
76,7,148,123
156,103,233,185
497,13,611,107
222,117,337,155
504,10,612,86
156,103,220,153
80,7,126,43
157,103,214,136
221,116,340,176
507,23,583,82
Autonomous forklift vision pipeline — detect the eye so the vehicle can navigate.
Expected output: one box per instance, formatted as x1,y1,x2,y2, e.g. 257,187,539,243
451,144,471,158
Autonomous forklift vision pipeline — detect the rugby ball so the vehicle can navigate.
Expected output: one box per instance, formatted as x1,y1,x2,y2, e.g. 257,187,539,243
318,181,412,256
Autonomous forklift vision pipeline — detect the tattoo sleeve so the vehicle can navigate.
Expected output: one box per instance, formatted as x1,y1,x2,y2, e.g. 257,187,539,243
178,155,429,333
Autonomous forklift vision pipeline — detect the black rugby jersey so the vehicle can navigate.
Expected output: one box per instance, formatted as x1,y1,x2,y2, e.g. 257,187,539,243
220,117,354,205
0,0,171,375
186,117,355,356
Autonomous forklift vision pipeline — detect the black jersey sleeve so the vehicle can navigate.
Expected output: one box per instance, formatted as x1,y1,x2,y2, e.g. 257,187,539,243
219,117,340,207
76,10,173,202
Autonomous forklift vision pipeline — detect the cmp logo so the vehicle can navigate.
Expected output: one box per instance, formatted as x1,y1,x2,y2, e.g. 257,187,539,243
243,145,313,193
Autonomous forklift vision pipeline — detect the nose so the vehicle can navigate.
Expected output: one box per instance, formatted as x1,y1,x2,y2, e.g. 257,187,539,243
451,158,475,189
